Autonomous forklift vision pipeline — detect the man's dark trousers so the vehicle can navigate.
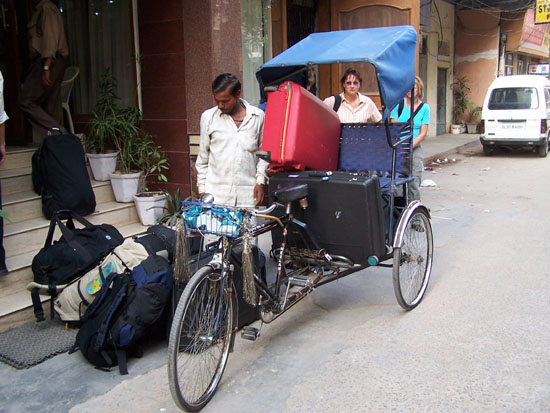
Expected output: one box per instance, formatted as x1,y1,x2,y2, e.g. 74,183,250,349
19,55,66,137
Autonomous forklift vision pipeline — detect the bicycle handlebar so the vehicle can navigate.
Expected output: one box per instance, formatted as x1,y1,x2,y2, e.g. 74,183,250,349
252,202,280,216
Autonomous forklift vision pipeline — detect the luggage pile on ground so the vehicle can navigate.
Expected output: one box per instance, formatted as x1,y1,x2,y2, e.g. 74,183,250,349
53,225,175,322
27,211,124,322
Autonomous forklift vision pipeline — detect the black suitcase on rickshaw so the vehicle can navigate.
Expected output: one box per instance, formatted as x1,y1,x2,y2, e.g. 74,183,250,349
269,171,386,265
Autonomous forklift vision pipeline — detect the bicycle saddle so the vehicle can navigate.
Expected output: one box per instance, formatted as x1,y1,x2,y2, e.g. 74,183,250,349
271,183,308,204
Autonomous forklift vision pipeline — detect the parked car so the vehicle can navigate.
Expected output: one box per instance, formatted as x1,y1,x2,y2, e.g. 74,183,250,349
480,75,550,157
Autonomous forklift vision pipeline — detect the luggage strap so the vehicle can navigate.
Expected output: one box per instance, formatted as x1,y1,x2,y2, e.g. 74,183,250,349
31,288,45,322
43,210,95,264
397,100,424,123
332,94,342,112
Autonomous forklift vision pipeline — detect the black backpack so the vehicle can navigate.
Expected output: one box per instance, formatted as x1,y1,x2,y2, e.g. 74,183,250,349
74,254,174,374
30,210,124,321
32,130,96,219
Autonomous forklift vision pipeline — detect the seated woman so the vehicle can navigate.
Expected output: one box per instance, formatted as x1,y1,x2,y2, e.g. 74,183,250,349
323,68,382,123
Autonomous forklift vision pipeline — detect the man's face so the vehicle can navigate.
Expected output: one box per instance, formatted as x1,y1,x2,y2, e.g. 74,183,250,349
214,88,240,114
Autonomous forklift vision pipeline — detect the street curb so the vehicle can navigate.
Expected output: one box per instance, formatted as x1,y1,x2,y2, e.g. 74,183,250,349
424,139,480,165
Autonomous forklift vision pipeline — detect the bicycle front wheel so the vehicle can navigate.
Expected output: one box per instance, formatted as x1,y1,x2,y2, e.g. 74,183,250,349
392,208,433,310
168,265,234,411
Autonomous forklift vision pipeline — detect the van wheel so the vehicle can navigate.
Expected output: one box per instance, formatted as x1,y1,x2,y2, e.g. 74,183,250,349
482,145,493,156
538,141,548,158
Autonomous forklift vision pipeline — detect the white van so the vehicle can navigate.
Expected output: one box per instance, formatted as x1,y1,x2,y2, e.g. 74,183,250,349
480,75,550,157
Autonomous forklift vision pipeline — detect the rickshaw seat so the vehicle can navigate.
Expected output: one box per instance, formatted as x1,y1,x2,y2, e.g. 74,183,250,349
271,183,308,204
337,123,414,194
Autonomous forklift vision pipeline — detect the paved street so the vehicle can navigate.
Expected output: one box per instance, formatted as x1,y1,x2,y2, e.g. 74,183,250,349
73,144,550,412
2,141,550,412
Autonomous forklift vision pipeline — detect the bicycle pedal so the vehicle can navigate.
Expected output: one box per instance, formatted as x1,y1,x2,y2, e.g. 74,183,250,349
289,275,312,288
241,327,260,341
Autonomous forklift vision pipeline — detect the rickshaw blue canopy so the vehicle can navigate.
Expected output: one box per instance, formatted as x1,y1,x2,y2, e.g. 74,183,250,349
256,25,417,121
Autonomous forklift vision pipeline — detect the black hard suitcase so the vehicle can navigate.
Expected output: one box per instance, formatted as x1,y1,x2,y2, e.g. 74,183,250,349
269,171,386,265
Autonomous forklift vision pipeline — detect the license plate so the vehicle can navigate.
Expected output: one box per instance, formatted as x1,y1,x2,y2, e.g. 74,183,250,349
501,123,524,129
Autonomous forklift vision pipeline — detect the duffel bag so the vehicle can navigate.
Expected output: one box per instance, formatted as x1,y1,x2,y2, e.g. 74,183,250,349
54,238,149,322
28,210,124,322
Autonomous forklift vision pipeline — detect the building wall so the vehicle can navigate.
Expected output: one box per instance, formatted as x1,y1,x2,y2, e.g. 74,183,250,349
137,0,243,198
455,9,500,116
424,0,454,135
138,0,188,195
183,0,243,133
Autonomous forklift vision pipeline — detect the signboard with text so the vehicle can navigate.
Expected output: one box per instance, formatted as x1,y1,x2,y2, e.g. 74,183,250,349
536,0,550,24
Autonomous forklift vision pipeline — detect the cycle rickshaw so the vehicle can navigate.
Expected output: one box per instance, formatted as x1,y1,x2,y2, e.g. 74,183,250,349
168,25,433,412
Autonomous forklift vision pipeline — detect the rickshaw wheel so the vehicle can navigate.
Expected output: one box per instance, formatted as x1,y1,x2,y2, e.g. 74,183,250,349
168,266,234,412
392,208,433,310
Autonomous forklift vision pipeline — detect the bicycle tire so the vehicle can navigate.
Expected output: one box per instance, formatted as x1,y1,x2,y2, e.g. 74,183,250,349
392,208,433,310
168,265,234,411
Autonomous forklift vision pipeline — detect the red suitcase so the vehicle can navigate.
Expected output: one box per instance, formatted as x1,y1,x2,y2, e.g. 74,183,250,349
261,81,341,171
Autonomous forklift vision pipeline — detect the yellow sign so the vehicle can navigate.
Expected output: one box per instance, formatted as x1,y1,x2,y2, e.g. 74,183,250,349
536,0,550,24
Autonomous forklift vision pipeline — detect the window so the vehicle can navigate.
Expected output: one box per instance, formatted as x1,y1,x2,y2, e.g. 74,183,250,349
488,87,538,110
59,0,135,114
241,0,273,106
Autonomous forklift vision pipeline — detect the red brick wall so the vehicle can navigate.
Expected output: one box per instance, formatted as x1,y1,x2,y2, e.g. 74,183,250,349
138,0,191,197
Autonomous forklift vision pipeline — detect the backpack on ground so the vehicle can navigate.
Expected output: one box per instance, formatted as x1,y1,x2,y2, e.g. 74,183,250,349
74,254,174,374
32,130,96,219
28,210,124,322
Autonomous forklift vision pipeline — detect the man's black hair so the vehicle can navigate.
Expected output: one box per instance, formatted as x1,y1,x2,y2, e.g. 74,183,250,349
212,73,241,95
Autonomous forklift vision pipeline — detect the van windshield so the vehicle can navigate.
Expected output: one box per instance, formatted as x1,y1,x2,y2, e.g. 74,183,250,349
488,87,539,110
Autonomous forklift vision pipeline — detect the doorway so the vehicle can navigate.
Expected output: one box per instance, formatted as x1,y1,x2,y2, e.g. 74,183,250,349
436,67,447,135
0,0,28,145
327,0,419,107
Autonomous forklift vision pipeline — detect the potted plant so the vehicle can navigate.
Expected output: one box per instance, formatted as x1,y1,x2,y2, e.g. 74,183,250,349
450,76,471,134
85,69,123,181
131,131,170,225
465,102,482,134
156,188,183,227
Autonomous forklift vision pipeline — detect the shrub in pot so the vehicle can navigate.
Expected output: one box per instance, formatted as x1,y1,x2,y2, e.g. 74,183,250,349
450,76,470,131
85,69,126,181
130,131,170,225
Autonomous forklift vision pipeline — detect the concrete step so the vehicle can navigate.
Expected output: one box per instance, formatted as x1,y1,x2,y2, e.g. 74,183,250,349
0,222,148,331
2,179,116,224
0,167,34,195
0,147,35,171
4,200,138,257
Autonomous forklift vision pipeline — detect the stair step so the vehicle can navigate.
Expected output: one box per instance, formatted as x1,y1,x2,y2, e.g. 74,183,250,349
0,222,148,321
2,180,116,223
4,201,139,257
0,148,35,171
0,167,34,195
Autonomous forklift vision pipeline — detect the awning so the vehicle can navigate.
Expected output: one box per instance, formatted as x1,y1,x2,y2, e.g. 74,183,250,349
256,25,417,120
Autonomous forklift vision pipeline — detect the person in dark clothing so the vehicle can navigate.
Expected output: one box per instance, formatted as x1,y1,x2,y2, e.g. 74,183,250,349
19,0,69,139
0,70,8,274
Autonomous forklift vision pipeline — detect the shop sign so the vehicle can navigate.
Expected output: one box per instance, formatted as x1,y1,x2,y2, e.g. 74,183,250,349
528,63,550,74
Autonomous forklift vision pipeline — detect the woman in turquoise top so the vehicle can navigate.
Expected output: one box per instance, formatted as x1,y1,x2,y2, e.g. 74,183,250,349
390,76,430,201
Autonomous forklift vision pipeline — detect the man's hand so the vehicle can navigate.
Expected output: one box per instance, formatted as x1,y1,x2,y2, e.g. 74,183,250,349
42,70,52,87
253,184,265,206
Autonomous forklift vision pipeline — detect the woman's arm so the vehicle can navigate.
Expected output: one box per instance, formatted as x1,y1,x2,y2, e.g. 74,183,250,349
413,123,428,148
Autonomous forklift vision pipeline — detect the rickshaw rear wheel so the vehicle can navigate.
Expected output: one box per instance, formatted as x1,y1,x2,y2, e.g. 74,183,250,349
392,208,433,310
168,266,234,412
